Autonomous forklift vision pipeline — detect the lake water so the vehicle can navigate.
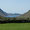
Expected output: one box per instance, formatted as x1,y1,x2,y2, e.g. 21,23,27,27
4,15,20,17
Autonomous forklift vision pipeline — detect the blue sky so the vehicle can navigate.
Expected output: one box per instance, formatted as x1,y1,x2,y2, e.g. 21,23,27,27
0,0,30,14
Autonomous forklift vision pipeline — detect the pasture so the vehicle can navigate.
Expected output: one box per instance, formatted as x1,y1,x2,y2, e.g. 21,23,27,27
0,23,30,30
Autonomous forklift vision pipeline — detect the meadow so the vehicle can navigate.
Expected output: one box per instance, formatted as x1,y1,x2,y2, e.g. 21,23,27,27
0,23,30,30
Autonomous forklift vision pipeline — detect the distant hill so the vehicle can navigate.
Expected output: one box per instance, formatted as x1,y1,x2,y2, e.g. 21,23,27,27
0,9,8,16
8,13,21,16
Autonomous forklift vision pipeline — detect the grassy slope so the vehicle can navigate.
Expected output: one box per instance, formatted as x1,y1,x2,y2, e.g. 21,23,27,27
0,23,30,30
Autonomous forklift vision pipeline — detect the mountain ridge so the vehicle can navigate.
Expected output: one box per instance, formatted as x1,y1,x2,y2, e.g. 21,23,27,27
0,9,8,16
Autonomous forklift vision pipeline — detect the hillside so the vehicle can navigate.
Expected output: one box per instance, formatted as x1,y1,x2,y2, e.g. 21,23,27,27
16,10,30,20
0,9,8,16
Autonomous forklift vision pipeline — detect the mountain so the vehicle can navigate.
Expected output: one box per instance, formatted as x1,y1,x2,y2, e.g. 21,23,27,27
0,9,8,16
0,9,21,17
16,10,30,20
22,10,30,18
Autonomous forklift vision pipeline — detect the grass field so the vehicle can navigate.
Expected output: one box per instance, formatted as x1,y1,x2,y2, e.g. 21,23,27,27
0,23,30,30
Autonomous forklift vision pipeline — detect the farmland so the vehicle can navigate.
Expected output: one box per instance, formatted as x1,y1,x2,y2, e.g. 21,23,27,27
0,23,30,30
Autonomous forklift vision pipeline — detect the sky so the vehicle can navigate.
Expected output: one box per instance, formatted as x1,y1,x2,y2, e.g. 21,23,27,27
0,0,30,14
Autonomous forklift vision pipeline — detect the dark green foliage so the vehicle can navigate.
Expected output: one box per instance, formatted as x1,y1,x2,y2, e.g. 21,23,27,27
27,18,29,20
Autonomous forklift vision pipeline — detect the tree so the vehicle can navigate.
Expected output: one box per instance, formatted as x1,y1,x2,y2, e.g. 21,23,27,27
27,18,29,20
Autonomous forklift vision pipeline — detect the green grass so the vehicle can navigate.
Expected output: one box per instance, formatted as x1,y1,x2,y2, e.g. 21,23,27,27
0,23,30,30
